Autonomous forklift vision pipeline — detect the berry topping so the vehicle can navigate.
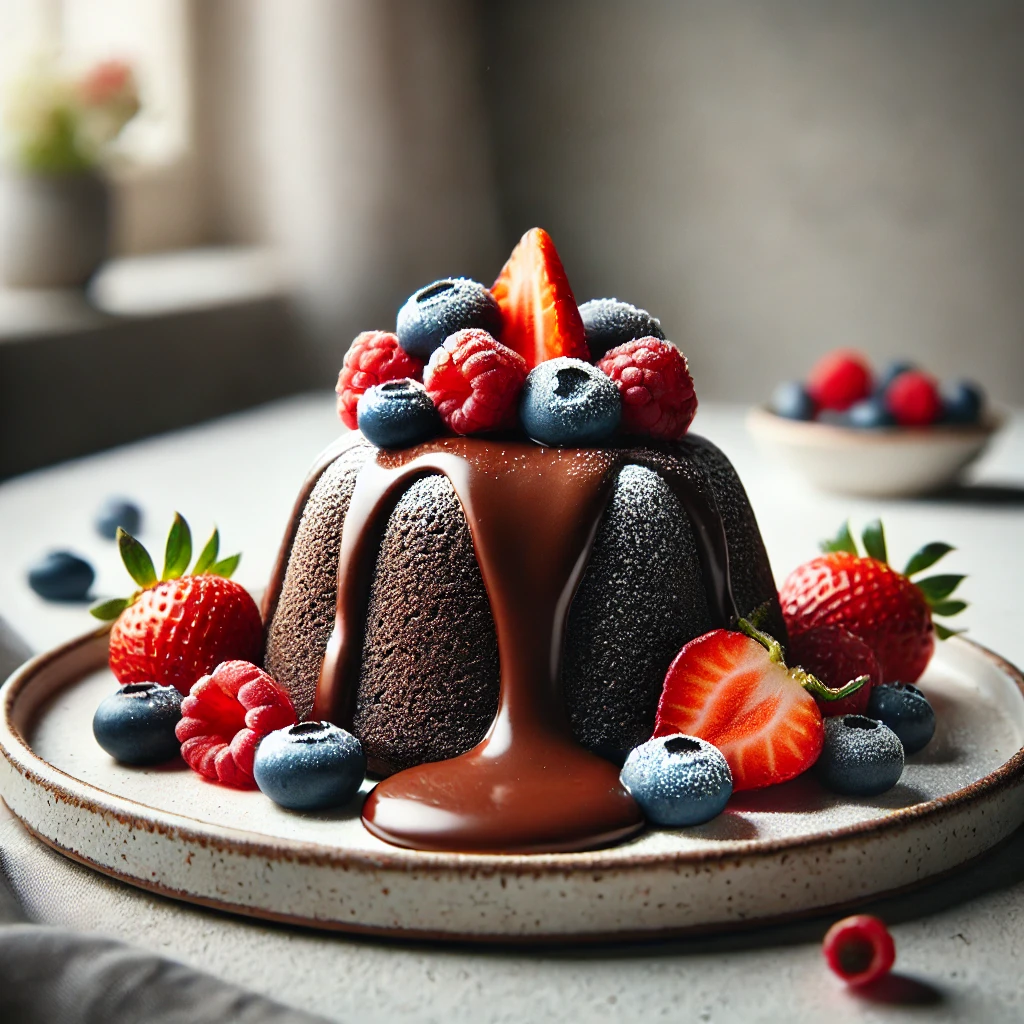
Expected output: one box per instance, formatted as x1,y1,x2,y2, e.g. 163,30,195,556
787,626,881,717
941,379,985,425
28,551,94,601
654,620,865,791
578,298,664,361
807,350,873,412
253,721,366,811
597,337,698,440
884,370,942,426
491,227,589,368
357,378,441,449
175,660,297,789
92,514,263,695
619,734,733,827
519,357,621,447
823,915,896,986
847,396,895,429
396,278,502,362
335,331,424,431
815,715,904,796
867,683,936,755
780,519,968,683
95,497,142,540
423,328,528,434
92,682,183,765
770,380,816,421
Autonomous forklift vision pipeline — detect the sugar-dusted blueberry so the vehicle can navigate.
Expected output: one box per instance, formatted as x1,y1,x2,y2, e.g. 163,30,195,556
770,380,816,421
396,278,502,361
357,378,441,449
519,357,621,446
816,715,904,796
253,721,366,811
619,733,733,827
847,396,895,429
95,497,142,540
578,298,664,361
28,551,95,601
941,380,985,425
866,683,936,755
93,682,183,765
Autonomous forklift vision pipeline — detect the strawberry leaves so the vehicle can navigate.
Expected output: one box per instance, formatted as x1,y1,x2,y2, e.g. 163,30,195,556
118,528,157,588
861,519,887,563
162,513,192,580
191,528,220,575
821,521,858,555
904,542,955,577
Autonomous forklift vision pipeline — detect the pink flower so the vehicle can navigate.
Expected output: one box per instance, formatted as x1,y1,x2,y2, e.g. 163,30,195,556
77,60,136,108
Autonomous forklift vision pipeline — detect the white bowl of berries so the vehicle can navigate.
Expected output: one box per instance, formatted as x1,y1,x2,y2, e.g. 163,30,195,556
748,350,1003,498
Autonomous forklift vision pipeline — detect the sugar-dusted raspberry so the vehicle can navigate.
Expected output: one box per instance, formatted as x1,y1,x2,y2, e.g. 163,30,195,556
336,331,424,431
597,337,697,440
807,350,872,412
885,370,942,426
424,328,528,434
175,660,297,788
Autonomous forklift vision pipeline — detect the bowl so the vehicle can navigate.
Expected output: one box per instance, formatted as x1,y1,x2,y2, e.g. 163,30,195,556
746,405,1004,498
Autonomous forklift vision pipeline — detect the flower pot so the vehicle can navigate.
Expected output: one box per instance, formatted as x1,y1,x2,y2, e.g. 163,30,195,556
0,170,110,288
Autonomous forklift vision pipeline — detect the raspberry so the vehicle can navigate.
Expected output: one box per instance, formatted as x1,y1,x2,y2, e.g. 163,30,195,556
423,329,528,434
336,331,423,431
806,350,873,412
787,625,881,717
175,661,297,788
885,370,942,426
597,337,697,440
823,915,895,986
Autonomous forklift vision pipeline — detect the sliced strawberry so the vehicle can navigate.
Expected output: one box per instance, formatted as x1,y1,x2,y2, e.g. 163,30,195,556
654,628,826,791
491,228,589,369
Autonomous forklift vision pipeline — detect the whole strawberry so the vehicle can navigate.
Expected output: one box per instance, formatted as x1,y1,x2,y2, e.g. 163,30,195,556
92,514,263,695
779,520,967,684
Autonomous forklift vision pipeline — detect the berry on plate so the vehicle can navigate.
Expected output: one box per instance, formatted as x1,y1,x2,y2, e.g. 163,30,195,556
175,660,297,788
816,714,904,796
92,682,183,765
424,328,528,434
335,330,424,431
519,357,621,446
92,514,263,695
823,915,896,986
941,379,985,425
357,378,441,449
28,551,94,601
884,370,942,426
491,227,589,368
578,297,664,361
597,337,698,440
253,721,366,811
653,620,866,791
779,519,968,683
619,734,732,827
770,380,816,421
806,350,873,412
786,626,881,717
396,278,502,361
95,497,142,540
847,396,894,429
866,683,936,754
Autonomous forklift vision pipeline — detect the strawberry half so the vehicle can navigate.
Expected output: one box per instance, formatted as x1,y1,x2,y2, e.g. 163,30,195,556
654,621,866,791
491,227,589,368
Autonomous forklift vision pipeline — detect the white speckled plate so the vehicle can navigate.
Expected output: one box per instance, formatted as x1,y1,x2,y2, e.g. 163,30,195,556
2,629,1023,942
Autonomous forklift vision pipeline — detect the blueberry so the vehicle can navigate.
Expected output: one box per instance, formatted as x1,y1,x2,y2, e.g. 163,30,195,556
770,381,816,421
253,721,366,811
866,683,936,755
28,551,95,601
95,497,142,540
578,298,665,361
519,358,621,446
816,715,904,796
941,380,984,425
357,378,441,449
396,278,502,361
875,361,916,397
847,396,895,429
619,734,733,827
93,683,183,765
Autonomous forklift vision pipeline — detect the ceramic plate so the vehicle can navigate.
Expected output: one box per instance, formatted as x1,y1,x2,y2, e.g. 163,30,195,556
2,629,1023,942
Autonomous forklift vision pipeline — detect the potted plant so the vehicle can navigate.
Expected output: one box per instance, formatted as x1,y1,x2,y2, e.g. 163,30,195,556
1,59,140,288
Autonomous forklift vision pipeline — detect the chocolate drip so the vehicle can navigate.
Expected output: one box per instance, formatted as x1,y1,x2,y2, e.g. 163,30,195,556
314,437,739,854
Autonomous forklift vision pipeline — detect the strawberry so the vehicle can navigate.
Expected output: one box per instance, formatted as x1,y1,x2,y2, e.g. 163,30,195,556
787,626,881,717
653,620,866,791
491,227,590,369
779,520,968,684
92,514,263,695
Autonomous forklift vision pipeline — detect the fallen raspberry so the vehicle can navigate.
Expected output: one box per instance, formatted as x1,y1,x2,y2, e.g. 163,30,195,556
823,915,895,986
885,370,942,426
175,661,297,788
336,331,424,431
597,337,697,440
807,350,873,412
423,328,528,434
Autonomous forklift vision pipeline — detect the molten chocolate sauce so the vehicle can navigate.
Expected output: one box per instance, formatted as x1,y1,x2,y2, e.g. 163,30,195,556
312,437,739,854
